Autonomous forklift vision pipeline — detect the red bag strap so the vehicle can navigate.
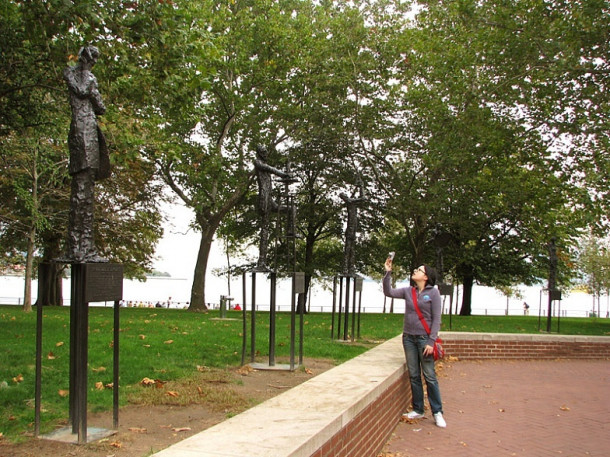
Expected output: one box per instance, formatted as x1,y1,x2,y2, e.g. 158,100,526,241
411,287,431,335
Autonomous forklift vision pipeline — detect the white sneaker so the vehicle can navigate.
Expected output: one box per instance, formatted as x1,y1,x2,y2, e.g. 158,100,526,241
403,410,424,420
434,412,447,428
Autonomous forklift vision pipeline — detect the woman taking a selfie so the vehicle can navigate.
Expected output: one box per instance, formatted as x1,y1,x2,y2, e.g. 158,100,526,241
382,257,446,428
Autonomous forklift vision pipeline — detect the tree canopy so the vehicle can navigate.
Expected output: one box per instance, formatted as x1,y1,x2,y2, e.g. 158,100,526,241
1,0,608,314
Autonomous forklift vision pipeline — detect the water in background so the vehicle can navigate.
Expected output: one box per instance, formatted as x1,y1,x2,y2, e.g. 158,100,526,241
1,274,607,318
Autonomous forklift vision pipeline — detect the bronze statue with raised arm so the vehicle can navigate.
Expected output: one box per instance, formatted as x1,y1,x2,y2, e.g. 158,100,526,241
253,145,294,271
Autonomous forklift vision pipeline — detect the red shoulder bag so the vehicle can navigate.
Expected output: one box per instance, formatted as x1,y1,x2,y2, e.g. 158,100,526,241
411,288,445,361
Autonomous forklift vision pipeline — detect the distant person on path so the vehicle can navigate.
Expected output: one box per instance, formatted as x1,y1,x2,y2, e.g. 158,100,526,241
523,301,530,315
382,257,446,428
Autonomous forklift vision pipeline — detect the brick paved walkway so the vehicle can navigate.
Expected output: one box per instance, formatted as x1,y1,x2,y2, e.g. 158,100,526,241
381,359,610,457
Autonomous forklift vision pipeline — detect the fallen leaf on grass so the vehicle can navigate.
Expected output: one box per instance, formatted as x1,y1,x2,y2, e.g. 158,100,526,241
95,382,104,390
139,334,146,340
305,368,313,375
236,365,255,376
139,377,166,388
47,352,56,360
56,341,64,347
110,441,122,448
172,427,191,432
58,389,69,397
128,427,147,433
560,405,570,411
166,391,179,397
164,340,174,344
91,366,106,373
12,374,24,383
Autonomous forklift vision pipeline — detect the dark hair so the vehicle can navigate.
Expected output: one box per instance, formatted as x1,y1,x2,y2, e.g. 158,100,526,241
422,264,438,287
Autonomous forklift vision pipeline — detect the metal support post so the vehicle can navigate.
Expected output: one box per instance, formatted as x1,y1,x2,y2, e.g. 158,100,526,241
241,272,247,366
343,276,351,341
269,272,277,366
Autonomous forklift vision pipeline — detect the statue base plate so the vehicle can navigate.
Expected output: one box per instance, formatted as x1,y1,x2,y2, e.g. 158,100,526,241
40,426,116,444
248,362,300,372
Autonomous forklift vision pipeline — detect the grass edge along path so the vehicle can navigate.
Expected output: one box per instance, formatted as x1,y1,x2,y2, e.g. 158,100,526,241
0,305,608,442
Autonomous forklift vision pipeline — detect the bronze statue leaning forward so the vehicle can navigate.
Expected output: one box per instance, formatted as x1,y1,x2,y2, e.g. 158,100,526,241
63,45,109,263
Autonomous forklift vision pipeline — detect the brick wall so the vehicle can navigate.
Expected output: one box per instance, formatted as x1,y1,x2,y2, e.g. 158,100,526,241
310,373,410,457
308,332,610,457
440,332,610,360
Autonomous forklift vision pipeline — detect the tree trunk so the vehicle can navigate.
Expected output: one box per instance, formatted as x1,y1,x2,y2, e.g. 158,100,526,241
297,233,316,314
459,273,474,316
189,225,216,312
188,212,224,312
36,262,65,306
295,273,310,315
37,234,66,306
179,179,250,312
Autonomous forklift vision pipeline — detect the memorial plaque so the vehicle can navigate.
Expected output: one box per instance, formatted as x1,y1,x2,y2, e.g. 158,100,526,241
550,290,562,301
438,284,453,296
84,263,123,302
294,272,305,294
355,277,363,292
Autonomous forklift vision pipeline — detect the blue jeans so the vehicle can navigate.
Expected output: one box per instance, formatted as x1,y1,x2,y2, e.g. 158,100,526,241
403,333,443,415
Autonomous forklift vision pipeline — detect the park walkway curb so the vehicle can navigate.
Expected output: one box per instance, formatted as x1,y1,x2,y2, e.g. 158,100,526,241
150,332,610,457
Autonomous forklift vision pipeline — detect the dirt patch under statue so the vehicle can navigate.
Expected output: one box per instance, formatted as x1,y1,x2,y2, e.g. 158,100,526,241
0,359,335,457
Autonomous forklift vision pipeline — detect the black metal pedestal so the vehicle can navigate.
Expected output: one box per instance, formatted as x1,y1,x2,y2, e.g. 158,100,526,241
331,275,363,342
35,262,123,444
241,271,305,371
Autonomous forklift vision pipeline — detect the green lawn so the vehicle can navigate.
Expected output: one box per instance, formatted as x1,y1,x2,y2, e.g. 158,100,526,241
0,305,608,442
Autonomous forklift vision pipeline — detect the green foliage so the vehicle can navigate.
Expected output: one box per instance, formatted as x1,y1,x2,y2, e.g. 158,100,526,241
2,0,608,317
0,0,179,280
367,0,609,314
577,234,610,297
